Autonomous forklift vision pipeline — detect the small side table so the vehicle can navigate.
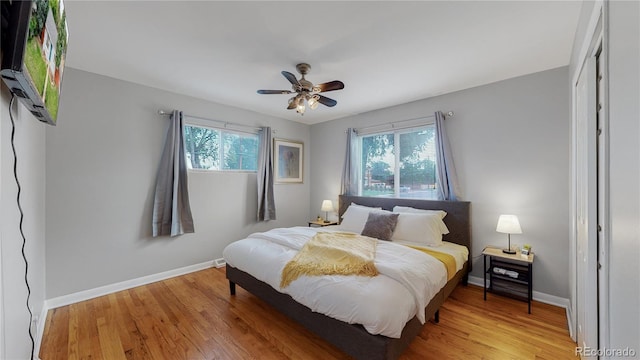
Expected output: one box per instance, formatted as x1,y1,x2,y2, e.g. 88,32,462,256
308,220,338,227
483,247,534,313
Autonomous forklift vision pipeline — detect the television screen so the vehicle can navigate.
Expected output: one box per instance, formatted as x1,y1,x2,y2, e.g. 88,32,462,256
1,0,68,125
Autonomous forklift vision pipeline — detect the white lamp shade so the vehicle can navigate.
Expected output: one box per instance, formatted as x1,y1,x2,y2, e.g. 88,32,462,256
496,215,522,234
321,200,333,212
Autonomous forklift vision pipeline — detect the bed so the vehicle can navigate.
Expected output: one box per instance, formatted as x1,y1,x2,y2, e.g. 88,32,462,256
224,195,471,360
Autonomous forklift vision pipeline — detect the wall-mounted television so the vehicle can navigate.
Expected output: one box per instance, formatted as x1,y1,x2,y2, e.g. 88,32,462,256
1,0,68,126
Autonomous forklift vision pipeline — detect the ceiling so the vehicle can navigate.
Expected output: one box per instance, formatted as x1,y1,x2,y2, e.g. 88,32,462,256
63,1,582,125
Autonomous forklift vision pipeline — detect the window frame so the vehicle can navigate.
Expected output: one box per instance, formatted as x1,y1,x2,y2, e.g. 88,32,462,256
356,121,438,199
183,119,259,173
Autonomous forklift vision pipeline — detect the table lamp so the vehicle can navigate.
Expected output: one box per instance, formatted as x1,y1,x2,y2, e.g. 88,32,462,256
496,214,522,254
321,200,333,223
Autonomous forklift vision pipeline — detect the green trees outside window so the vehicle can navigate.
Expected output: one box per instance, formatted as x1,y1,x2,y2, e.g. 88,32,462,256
360,126,437,199
184,125,258,171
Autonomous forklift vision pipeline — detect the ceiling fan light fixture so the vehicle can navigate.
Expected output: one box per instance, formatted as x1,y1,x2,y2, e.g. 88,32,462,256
308,95,320,110
287,96,298,110
296,97,306,114
257,63,343,115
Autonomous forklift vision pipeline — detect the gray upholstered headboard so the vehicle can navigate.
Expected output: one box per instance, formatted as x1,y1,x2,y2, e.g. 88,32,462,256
339,195,471,257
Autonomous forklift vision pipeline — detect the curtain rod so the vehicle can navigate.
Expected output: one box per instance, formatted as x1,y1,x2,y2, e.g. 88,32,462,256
158,110,269,133
350,111,454,134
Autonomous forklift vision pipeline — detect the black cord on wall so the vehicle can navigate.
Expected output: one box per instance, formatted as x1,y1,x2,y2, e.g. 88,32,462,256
8,94,35,360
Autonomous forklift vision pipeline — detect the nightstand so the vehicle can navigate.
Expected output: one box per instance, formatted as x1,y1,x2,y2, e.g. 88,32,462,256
308,220,338,227
483,246,534,313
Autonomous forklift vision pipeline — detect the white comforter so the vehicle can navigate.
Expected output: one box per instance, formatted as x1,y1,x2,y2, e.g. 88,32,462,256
222,226,448,338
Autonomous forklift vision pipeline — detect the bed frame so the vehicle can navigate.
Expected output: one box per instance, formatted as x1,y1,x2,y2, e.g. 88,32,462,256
226,195,471,360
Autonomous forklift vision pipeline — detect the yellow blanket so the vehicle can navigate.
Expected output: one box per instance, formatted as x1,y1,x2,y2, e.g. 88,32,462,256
280,232,379,288
408,246,457,281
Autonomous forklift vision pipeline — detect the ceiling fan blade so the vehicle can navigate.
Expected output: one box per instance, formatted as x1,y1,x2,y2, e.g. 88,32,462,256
317,95,337,107
314,80,344,92
281,71,300,86
257,90,293,94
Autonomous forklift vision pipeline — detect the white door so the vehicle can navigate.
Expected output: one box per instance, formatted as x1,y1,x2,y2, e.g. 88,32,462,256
575,56,599,356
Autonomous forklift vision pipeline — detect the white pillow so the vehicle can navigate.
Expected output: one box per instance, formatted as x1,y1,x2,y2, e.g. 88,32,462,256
340,205,385,233
391,212,449,246
341,202,382,218
392,206,449,234
392,206,447,220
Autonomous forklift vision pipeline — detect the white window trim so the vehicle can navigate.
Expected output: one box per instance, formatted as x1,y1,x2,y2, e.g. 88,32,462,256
184,116,260,135
355,117,435,136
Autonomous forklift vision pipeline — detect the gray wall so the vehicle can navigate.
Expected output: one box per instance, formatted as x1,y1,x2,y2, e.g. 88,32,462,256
0,86,47,359
606,0,639,352
310,67,570,298
45,68,311,299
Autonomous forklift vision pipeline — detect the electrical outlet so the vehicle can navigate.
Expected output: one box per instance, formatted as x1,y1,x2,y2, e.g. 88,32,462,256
28,306,39,334
31,315,39,334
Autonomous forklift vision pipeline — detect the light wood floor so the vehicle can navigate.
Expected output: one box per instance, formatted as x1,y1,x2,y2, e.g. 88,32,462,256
40,267,578,359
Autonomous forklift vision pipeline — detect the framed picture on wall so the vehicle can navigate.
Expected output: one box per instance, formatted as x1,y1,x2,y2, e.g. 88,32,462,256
274,139,303,183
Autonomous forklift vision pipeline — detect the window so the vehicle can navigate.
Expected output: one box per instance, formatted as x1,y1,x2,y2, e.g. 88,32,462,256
359,125,438,199
183,124,258,171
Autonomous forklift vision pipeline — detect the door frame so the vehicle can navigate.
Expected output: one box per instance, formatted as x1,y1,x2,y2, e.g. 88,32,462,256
0,90,5,360
595,27,610,354
569,0,610,352
0,210,4,360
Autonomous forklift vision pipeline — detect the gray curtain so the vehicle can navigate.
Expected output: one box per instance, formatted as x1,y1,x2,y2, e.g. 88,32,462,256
434,111,461,200
257,127,276,221
152,110,195,237
340,128,358,195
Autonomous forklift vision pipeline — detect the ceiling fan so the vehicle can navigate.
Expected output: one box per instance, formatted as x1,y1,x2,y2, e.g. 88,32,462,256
257,63,344,115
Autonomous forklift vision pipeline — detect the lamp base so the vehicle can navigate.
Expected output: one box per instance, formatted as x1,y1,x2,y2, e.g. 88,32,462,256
502,248,516,255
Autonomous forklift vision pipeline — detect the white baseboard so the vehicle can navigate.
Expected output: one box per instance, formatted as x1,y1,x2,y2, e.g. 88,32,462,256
45,260,215,310
468,275,570,309
34,304,48,359
566,306,575,340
